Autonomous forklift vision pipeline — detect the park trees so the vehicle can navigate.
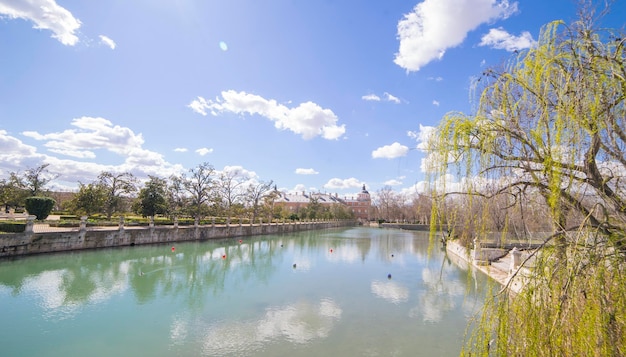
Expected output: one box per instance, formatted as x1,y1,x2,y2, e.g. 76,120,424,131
245,180,274,223
133,176,168,218
215,167,246,222
98,172,137,219
23,164,57,196
428,9,626,355
181,162,215,220
68,182,107,216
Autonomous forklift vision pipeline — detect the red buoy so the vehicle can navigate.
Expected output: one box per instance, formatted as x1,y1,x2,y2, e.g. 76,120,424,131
239,239,243,244
222,254,227,259
171,246,175,252
330,249,333,253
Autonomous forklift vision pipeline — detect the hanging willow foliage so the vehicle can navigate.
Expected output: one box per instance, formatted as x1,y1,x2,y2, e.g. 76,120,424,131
428,13,626,356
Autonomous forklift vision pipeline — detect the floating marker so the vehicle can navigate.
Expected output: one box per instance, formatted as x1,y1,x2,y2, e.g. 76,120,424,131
330,249,333,253
387,274,392,279
293,263,297,268
391,254,394,257
239,239,243,244
222,254,227,259
171,246,175,252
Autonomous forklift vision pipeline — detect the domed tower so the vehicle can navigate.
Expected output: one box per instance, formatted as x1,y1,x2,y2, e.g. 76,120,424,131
354,184,371,220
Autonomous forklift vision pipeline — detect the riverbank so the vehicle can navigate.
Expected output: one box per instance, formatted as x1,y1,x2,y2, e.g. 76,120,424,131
0,219,356,258
446,239,526,294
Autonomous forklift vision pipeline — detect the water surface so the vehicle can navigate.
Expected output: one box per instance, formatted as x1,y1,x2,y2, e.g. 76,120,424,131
0,227,491,356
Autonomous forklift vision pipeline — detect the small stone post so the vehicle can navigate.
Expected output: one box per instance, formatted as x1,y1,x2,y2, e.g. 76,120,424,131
510,247,521,273
174,217,179,228
80,216,88,231
25,215,36,233
149,216,154,228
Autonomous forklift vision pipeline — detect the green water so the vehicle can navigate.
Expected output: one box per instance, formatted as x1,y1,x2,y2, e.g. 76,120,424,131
0,227,491,356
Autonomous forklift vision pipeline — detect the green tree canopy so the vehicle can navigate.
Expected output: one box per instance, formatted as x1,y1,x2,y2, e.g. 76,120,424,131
133,176,168,218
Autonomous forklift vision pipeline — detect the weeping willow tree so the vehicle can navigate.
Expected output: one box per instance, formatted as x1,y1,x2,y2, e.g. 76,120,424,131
428,8,626,356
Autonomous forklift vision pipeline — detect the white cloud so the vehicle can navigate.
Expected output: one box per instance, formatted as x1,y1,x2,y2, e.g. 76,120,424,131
7,118,185,188
188,90,346,140
195,147,213,156
0,0,81,45
428,76,443,81
479,27,536,51
394,0,518,71
99,35,116,49
174,147,188,152
384,92,401,104
408,124,436,151
432,100,440,106
295,168,319,175
372,142,409,159
323,177,362,190
384,179,403,186
363,92,402,104
362,94,381,101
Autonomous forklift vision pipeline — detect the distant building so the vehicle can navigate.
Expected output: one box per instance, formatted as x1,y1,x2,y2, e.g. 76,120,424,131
274,185,371,221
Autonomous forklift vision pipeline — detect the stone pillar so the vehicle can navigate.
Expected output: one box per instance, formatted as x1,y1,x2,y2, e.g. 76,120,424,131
149,216,154,228
25,215,36,233
80,216,88,231
510,247,521,272
194,217,199,228
119,216,125,230
259,218,263,225
211,217,215,227
174,217,178,228
226,217,230,227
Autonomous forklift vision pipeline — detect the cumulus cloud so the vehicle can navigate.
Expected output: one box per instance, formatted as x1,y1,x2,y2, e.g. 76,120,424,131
362,94,381,101
295,168,319,175
479,27,536,51
372,142,409,159
8,117,185,188
188,90,346,140
384,92,401,104
394,0,518,71
99,35,116,49
407,124,436,151
174,148,188,152
0,0,81,45
384,179,403,186
195,147,213,156
323,177,362,190
363,92,402,104
432,100,440,106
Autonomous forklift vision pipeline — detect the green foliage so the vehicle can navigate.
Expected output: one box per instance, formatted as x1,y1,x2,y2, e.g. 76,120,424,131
133,176,168,218
68,182,107,216
0,221,26,233
428,12,626,356
24,196,56,220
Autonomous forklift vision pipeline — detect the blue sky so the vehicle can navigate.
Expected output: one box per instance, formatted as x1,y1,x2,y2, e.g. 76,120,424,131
1,0,624,198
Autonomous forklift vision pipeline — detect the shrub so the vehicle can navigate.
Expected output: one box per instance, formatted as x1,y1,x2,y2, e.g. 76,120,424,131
24,197,56,220
0,222,26,233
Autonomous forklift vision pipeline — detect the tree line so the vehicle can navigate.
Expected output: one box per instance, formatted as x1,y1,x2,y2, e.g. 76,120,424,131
0,162,358,222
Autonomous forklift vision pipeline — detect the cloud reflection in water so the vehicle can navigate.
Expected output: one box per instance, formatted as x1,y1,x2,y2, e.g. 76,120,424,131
192,298,342,356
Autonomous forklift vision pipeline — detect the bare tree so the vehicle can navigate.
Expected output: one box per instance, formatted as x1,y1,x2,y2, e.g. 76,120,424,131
181,162,215,220
98,171,137,219
23,164,57,196
215,167,246,221
245,180,274,223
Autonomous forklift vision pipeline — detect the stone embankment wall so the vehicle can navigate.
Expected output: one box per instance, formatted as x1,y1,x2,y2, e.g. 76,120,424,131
0,220,355,258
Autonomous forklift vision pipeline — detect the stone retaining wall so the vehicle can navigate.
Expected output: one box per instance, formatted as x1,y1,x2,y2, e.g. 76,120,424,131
0,220,355,258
